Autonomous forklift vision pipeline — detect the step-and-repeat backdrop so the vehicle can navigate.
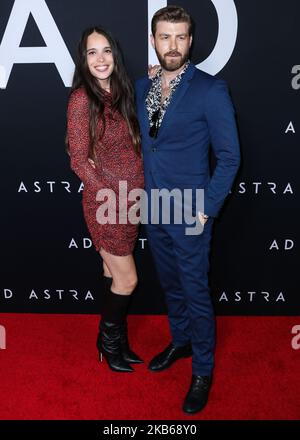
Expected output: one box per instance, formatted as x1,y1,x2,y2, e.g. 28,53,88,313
0,0,298,314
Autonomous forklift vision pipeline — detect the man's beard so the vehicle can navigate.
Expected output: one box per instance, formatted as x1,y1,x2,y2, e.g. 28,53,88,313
156,49,189,72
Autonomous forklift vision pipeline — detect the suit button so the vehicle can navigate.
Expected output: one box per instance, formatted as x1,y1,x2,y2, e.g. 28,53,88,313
152,147,157,152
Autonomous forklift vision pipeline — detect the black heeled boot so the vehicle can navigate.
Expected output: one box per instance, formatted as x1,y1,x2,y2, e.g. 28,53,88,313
97,282,134,372
119,320,144,364
101,276,144,364
97,320,134,372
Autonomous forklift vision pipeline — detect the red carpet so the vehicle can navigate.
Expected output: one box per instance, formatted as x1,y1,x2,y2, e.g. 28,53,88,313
0,314,299,420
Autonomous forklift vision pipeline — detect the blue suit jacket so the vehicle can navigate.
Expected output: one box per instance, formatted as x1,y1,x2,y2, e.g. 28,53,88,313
135,62,240,218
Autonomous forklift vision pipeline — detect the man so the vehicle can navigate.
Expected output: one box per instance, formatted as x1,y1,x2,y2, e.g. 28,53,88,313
135,6,240,414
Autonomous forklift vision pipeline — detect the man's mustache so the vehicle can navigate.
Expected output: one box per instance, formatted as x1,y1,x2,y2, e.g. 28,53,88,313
164,51,182,57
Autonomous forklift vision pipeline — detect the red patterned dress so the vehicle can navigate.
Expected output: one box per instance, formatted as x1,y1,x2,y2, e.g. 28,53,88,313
67,87,144,256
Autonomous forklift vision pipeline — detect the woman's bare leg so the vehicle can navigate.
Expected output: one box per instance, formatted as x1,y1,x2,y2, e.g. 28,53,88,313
99,248,137,295
103,261,112,278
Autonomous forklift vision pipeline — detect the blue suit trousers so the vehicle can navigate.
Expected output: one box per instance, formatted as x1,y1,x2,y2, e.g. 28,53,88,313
146,219,215,376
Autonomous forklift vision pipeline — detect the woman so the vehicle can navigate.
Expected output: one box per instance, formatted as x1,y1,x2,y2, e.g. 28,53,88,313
66,27,144,372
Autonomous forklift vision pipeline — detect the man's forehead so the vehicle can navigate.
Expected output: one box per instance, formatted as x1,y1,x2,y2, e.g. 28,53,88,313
155,20,189,34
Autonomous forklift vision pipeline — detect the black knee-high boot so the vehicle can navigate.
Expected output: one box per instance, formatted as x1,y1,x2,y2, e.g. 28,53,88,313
97,281,134,372
98,276,143,366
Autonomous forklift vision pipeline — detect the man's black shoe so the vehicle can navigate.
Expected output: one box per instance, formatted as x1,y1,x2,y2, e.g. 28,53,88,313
148,342,192,372
182,375,211,414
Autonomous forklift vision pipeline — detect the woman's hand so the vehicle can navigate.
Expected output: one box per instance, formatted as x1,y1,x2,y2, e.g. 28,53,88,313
148,64,160,79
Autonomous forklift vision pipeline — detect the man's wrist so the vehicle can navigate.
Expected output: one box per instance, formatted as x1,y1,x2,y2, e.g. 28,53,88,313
199,212,209,219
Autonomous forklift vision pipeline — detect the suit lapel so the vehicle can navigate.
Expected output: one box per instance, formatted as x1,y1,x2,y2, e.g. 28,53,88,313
157,62,196,135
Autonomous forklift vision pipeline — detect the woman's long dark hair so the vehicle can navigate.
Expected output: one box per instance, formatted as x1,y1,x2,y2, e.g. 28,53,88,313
67,26,141,157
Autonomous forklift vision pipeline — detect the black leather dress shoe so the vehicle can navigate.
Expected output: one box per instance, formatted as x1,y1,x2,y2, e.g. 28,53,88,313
148,342,192,372
182,375,211,414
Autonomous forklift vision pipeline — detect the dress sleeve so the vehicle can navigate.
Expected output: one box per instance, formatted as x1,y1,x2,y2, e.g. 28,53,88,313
67,89,104,192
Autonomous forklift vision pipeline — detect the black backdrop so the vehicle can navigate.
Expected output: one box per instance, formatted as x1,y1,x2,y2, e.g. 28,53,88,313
0,0,299,315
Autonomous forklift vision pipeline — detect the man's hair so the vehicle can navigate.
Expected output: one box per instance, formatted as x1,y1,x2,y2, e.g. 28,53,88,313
151,5,193,36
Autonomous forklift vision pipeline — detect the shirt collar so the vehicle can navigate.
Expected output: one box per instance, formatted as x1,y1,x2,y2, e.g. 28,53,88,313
152,59,190,85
